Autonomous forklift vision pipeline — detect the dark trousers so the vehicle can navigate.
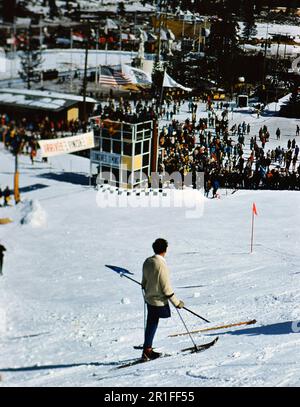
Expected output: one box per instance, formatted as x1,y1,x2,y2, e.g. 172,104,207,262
143,303,171,349
0,256,3,275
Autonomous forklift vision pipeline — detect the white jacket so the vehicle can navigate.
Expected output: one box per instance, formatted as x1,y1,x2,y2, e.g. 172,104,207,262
142,255,180,307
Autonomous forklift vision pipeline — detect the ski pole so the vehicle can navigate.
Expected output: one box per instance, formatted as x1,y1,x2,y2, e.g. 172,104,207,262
121,273,210,323
174,306,198,352
182,306,210,323
106,265,211,323
120,273,141,286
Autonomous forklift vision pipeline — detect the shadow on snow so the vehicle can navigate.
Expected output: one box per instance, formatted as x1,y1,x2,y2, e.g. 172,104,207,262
0,360,126,373
212,321,299,336
19,184,49,194
38,172,89,185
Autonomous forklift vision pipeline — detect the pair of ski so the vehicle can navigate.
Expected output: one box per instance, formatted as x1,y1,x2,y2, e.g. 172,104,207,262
116,337,219,369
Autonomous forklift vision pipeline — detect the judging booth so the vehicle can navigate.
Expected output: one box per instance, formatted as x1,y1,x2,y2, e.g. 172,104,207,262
89,118,158,189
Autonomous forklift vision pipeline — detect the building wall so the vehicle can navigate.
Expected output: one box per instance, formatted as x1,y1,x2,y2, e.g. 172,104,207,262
90,119,154,189
67,107,79,122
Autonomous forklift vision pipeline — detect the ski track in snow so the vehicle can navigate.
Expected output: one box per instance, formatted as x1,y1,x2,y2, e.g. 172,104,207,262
1,103,300,387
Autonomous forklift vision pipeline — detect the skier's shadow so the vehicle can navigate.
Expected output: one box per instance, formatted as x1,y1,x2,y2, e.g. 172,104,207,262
0,360,128,373
213,321,299,336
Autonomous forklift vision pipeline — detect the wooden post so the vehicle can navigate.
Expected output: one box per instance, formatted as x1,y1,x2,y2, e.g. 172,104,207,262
14,154,20,204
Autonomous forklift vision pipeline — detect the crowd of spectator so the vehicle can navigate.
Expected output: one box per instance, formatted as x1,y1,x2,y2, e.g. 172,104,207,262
0,113,89,164
93,96,188,124
1,100,300,195
158,113,300,194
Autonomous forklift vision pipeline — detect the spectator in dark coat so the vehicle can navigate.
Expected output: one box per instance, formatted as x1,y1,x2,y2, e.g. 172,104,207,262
0,244,6,276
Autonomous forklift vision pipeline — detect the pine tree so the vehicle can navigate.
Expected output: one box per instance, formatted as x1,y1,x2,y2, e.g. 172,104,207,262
19,31,43,90
242,1,257,40
49,0,59,19
117,2,126,17
207,4,240,87
208,7,239,58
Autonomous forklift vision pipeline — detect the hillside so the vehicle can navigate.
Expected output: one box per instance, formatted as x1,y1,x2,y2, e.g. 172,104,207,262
0,142,300,386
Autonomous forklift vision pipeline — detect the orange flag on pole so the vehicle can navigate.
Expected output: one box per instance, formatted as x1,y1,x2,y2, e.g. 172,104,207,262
252,203,258,216
251,203,258,253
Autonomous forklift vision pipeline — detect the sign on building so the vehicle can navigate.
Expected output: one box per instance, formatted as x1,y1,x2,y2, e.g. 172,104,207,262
91,151,121,167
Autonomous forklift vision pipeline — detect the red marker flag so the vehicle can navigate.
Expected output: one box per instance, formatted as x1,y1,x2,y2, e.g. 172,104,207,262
250,203,258,253
252,203,258,216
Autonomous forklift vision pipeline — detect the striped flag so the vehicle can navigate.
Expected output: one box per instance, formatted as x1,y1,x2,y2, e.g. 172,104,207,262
99,66,132,87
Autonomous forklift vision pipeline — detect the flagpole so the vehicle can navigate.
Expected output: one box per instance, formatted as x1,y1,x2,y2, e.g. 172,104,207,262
105,18,108,66
160,67,166,110
95,27,99,86
70,28,73,92
250,203,255,253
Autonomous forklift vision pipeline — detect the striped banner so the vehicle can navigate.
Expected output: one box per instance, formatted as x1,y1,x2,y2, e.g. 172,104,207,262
39,132,95,158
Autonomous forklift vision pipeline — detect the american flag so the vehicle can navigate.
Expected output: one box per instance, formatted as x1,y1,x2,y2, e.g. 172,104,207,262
99,66,133,87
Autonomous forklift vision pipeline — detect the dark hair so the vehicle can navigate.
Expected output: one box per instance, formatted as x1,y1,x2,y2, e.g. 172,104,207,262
152,238,168,254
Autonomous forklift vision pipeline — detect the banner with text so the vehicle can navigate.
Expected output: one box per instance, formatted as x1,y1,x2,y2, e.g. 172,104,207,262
39,132,95,158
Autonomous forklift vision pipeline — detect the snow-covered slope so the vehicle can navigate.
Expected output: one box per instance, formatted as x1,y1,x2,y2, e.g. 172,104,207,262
0,113,300,387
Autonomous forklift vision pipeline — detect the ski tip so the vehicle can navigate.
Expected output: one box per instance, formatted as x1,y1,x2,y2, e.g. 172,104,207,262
105,265,134,275
182,337,219,353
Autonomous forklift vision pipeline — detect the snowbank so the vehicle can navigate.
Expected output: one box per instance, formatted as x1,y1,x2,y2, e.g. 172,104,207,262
20,200,47,228
264,93,291,114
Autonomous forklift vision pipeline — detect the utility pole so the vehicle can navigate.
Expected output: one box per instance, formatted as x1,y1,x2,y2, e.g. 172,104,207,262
70,27,73,92
39,19,44,88
95,26,99,87
156,0,163,62
82,23,90,123
262,21,269,89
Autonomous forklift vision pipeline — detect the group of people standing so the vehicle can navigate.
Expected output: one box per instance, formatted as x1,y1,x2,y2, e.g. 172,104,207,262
158,111,300,193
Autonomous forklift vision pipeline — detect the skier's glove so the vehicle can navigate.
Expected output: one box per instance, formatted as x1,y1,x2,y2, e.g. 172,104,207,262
176,300,185,309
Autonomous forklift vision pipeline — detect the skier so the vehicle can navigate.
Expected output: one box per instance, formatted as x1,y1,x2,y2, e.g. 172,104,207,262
0,244,6,276
296,125,300,137
141,238,184,360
